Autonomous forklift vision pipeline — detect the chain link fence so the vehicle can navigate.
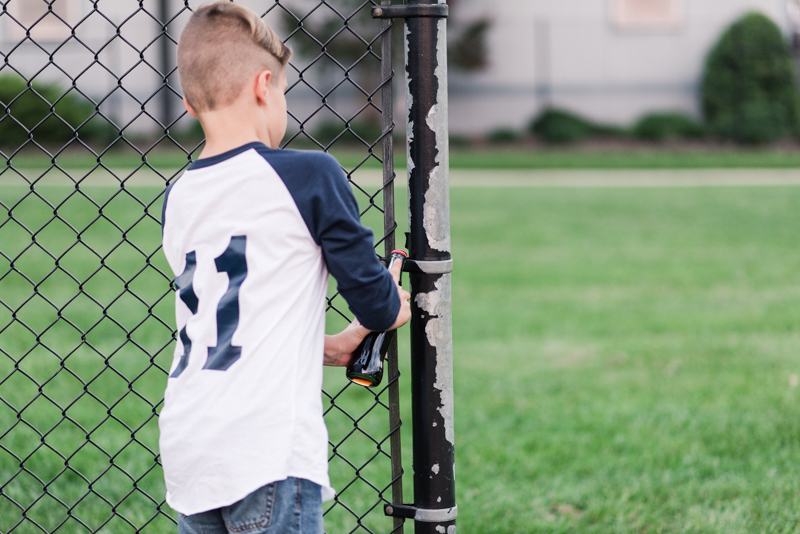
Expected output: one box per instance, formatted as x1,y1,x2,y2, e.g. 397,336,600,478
0,1,403,532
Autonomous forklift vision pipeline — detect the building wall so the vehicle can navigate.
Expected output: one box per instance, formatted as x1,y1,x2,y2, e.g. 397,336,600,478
449,0,789,134
0,0,176,136
1,0,790,138
0,0,384,139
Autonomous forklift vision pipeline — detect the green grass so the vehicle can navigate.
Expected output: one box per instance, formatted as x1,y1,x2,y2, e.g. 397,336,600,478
0,182,402,534
2,177,800,533
450,186,800,533
8,144,800,171
0,185,177,533
444,147,800,169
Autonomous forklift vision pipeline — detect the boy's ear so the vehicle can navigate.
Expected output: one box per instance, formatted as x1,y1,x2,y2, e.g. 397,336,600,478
255,70,273,106
183,97,198,118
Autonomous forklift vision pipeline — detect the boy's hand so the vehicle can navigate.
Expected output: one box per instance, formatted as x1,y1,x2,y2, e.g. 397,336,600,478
323,259,411,367
324,319,369,367
389,257,412,330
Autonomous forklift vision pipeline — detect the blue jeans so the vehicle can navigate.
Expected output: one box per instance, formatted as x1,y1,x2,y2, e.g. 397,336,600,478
177,478,323,534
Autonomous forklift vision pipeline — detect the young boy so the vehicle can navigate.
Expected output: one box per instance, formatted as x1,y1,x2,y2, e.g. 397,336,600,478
159,3,411,533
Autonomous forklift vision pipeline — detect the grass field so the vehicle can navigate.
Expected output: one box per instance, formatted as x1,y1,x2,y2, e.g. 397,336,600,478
2,177,800,533
451,186,800,533
9,143,800,171
0,182,401,534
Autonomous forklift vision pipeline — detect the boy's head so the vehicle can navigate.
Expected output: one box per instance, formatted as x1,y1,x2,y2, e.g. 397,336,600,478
177,2,291,113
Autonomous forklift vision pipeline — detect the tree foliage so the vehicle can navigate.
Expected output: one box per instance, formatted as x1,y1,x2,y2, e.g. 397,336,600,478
529,109,624,144
278,0,490,142
449,18,491,71
701,12,800,144
633,112,704,141
0,74,113,148
280,0,490,73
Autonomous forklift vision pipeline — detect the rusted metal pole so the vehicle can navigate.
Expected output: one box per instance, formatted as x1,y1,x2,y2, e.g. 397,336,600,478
372,2,454,529
403,1,456,533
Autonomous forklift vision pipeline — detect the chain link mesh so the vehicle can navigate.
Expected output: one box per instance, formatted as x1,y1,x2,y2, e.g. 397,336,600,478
0,1,402,532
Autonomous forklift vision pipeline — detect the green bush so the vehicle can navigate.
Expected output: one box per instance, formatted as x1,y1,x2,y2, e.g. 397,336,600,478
486,128,520,144
701,12,800,144
633,112,704,141
528,109,628,144
592,123,627,138
529,109,596,144
311,120,383,146
449,134,471,147
0,74,115,148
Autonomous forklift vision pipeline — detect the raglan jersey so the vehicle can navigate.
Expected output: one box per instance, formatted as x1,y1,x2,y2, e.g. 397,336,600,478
159,142,400,516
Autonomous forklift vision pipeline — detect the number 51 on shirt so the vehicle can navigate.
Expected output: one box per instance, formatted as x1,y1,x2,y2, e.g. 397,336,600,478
170,235,248,378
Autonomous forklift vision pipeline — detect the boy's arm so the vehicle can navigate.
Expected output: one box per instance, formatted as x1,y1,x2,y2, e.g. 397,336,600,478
316,184,405,331
268,150,408,331
324,260,410,367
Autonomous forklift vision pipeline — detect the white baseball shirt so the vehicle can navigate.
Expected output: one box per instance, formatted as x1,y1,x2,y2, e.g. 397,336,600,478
159,142,399,515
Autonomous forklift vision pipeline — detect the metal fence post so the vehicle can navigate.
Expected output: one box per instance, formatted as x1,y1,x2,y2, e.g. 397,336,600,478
158,0,174,129
402,1,456,532
379,2,406,533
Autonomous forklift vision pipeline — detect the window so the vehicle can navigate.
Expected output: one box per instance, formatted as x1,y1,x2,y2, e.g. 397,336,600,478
5,0,79,42
612,0,684,30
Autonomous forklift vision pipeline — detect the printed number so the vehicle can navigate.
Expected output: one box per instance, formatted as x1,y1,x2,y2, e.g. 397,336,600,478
171,251,199,377
170,236,248,378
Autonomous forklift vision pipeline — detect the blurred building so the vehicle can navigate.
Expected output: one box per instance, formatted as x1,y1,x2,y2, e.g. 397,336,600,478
0,0,285,138
0,0,793,138
0,1,183,137
0,0,399,140
450,0,790,134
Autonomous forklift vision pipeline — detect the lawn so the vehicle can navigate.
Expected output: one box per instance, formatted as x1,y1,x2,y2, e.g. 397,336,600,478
2,176,800,533
451,186,800,533
0,181,400,534
8,143,800,171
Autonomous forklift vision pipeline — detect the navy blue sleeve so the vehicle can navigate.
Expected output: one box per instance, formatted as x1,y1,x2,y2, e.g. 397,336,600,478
259,147,401,332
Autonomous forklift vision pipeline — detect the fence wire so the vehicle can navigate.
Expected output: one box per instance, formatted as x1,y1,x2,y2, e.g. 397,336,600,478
0,1,402,532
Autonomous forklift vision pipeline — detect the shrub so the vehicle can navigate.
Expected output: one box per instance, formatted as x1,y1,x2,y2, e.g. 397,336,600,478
593,123,627,138
311,120,383,146
633,112,704,141
0,74,114,148
448,134,471,147
486,128,520,144
701,12,800,144
529,109,598,144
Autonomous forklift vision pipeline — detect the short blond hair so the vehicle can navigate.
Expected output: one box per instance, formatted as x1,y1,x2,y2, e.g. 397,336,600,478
178,2,291,112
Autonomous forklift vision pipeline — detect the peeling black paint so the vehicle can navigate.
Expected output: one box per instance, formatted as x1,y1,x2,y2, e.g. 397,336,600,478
405,1,456,532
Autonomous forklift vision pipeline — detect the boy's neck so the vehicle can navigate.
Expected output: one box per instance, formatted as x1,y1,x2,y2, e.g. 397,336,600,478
196,102,274,159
